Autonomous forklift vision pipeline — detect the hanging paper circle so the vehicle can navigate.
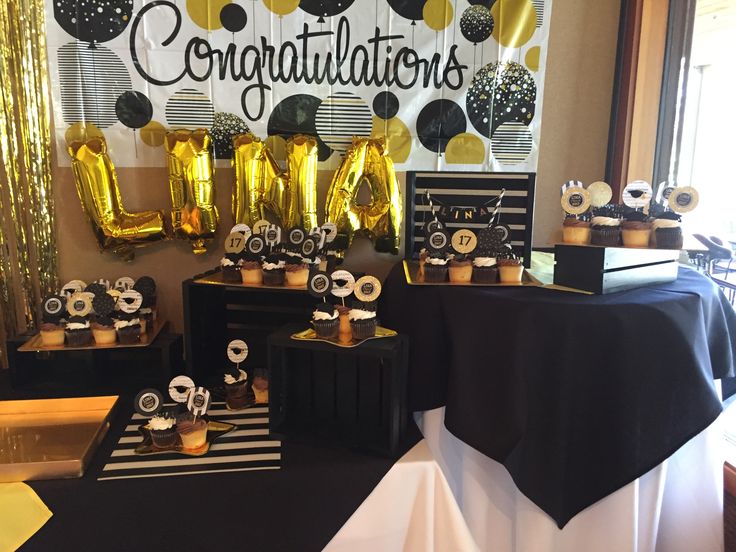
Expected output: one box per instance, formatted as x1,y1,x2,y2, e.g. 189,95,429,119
525,46,541,71
299,0,356,18
58,42,132,128
416,100,466,154
466,61,536,138
263,0,301,16
165,88,215,128
188,0,230,30
622,180,652,209
491,122,533,165
267,94,333,161
491,0,537,48
669,187,699,213
315,92,373,153
588,181,613,207
211,112,251,159
115,91,153,130
460,5,494,43
227,339,249,364
220,3,248,32
168,375,195,403
371,115,413,163
423,0,453,31
54,0,133,44
140,121,166,147
65,122,104,145
387,0,424,21
445,133,486,164
373,91,400,120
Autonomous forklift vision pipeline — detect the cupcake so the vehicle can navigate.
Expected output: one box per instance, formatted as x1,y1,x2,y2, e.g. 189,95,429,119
449,255,473,283
224,369,249,410
349,306,377,340
176,413,208,450
472,256,498,283
621,211,652,248
423,254,449,283
115,314,142,344
284,257,310,287
148,415,177,449
240,253,263,285
335,304,351,336
562,216,591,245
652,211,683,249
220,253,243,283
252,374,269,404
497,248,524,284
590,208,622,246
312,303,340,339
40,321,65,347
91,316,117,345
262,255,285,286
65,316,92,346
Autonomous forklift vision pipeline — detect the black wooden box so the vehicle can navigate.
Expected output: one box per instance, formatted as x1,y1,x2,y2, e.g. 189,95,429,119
554,244,680,294
268,324,409,457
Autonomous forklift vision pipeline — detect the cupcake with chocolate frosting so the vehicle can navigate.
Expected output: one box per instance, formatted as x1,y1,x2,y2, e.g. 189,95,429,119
240,252,263,285
449,254,473,283
562,215,591,245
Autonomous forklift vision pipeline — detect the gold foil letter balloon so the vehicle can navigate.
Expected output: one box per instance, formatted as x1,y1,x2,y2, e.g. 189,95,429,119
325,138,402,254
166,129,218,254
232,133,318,229
67,136,166,260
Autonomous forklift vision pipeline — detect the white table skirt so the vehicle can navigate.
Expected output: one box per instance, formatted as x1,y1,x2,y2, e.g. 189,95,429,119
326,407,725,552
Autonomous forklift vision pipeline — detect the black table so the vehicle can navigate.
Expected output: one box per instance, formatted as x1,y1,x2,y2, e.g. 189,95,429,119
380,263,736,527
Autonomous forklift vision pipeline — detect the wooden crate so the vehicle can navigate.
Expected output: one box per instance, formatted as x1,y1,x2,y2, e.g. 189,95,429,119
268,324,409,457
554,244,679,294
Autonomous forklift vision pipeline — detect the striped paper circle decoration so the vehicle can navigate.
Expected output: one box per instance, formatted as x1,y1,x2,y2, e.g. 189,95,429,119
165,88,215,128
490,122,533,165
58,42,132,128
315,91,373,152
532,0,544,27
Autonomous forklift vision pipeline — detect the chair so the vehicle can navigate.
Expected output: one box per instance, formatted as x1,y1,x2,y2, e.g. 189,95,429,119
693,234,736,305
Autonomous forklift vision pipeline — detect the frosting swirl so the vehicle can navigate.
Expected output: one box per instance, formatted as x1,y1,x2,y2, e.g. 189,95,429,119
114,318,140,330
313,309,339,321
224,369,247,385
425,257,448,266
652,219,680,230
220,257,236,267
262,261,285,270
149,415,174,431
591,216,621,227
473,257,496,268
348,308,376,321
66,320,90,330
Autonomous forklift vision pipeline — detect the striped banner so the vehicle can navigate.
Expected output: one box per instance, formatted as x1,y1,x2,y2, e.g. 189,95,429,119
98,403,281,481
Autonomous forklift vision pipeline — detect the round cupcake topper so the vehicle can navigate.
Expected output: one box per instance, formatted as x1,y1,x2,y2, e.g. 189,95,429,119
168,375,195,403
61,280,85,297
424,219,444,235
476,227,503,255
134,388,164,417
133,276,156,298
230,223,252,238
560,180,584,197
354,276,382,302
287,227,306,246
561,187,591,215
321,222,338,243
224,232,246,254
85,282,107,298
92,293,116,317
330,270,355,298
246,235,266,255
252,219,271,235
622,180,652,209
451,229,477,254
95,279,111,291
309,227,327,250
43,295,66,318
119,290,143,314
425,229,450,254
308,271,332,298
491,224,511,244
187,386,211,417
264,224,282,246
588,181,613,207
669,186,699,213
107,289,121,309
655,183,675,206
227,339,249,364
67,292,92,317
114,277,135,291
301,236,319,258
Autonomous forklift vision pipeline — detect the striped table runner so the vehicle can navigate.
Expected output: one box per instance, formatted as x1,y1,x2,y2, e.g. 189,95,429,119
98,403,281,481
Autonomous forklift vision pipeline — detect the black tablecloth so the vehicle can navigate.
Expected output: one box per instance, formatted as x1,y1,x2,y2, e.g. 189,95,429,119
380,263,736,527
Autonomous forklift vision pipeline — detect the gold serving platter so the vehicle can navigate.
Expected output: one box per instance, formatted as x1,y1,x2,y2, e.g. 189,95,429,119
403,261,543,287
18,319,168,352
0,396,118,482
194,270,307,291
291,326,397,348
135,420,236,457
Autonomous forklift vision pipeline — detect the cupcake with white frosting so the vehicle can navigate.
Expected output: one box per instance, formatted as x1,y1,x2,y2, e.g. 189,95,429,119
349,305,377,339
423,254,449,283
148,414,177,449
224,369,249,410
312,303,340,339
652,212,683,249
262,254,286,286
590,206,622,247
220,253,243,283
65,316,92,346
115,314,141,344
472,255,498,283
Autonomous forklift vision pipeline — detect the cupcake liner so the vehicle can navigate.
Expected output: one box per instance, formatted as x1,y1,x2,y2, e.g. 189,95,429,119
591,227,621,247
655,228,683,250
66,329,92,347
150,427,178,449
472,266,498,283
313,317,339,339
222,265,242,283
117,325,141,344
423,264,448,283
350,318,377,340
262,269,285,286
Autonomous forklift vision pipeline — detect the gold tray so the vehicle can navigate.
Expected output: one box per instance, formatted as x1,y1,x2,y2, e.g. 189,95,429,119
18,319,168,352
135,420,236,457
291,326,397,348
194,270,307,291
403,260,542,287
0,396,118,482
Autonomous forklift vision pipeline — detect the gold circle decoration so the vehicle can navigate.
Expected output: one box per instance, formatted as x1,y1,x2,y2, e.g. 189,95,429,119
668,186,699,213
354,276,382,302
371,116,412,163
262,0,300,16
561,187,591,215
445,133,486,164
423,0,454,31
587,181,613,207
67,292,92,317
525,46,541,72
252,219,271,235
65,122,103,145
187,0,229,30
265,135,288,162
140,121,166,147
491,0,537,48
224,232,246,253
451,229,478,254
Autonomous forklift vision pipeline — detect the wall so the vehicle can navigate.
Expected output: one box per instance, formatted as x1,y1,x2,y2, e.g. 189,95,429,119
52,0,621,332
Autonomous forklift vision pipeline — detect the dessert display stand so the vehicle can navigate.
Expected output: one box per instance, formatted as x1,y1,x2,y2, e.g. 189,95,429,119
183,269,314,384
268,323,409,457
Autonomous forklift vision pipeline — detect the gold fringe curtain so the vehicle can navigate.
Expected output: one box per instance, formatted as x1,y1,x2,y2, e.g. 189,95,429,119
0,0,58,364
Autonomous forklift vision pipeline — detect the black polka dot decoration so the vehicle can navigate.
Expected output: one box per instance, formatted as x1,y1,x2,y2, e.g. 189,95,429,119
85,282,108,298
211,112,251,159
58,42,132,128
267,94,333,161
386,0,425,21
220,3,247,33
299,0,356,19
460,5,494,44
92,293,116,317
416,99,467,154
115,91,153,130
468,0,495,8
373,91,400,120
133,276,156,308
466,61,536,139
54,0,133,44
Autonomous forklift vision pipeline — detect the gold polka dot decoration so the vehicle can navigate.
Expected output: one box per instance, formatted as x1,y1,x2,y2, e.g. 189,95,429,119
491,0,537,48
445,133,486,164
262,0,300,16
265,135,288,162
525,46,540,71
187,0,229,30
140,121,166,147
371,116,411,163
423,0,454,31
65,122,103,146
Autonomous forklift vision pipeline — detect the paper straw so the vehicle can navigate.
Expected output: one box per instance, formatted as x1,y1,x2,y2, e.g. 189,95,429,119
426,190,438,221
489,189,505,227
